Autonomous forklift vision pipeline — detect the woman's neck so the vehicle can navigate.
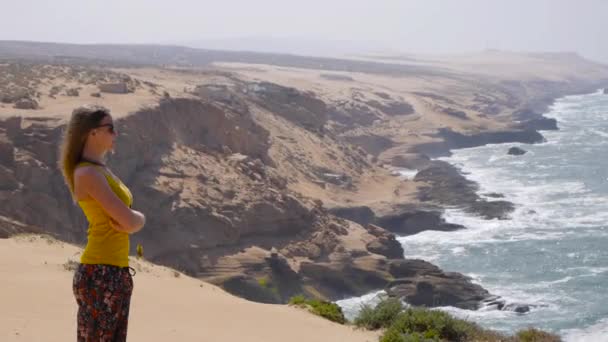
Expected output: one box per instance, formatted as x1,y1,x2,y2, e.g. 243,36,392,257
81,147,106,166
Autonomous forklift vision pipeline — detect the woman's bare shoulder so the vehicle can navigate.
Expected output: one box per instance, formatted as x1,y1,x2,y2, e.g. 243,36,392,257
74,165,106,184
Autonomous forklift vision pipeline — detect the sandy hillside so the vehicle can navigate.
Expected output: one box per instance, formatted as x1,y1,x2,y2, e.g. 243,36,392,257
1,235,378,342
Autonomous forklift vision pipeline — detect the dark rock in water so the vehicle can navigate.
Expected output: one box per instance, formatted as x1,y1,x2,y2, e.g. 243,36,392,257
376,209,464,236
516,117,558,131
482,296,506,310
508,147,527,155
484,193,505,198
481,297,535,314
411,128,545,158
470,200,514,220
386,259,492,310
504,303,531,314
414,161,515,220
604,88,608,95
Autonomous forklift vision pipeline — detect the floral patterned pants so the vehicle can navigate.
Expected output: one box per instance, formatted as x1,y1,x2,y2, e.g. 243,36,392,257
73,264,134,342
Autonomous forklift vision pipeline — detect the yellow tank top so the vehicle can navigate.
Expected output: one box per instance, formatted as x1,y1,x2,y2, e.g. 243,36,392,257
77,161,133,267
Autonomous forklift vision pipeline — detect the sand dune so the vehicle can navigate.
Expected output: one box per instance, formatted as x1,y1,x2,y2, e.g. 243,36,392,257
1,235,378,342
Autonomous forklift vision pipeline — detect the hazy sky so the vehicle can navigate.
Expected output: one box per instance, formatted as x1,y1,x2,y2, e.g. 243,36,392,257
1,0,607,62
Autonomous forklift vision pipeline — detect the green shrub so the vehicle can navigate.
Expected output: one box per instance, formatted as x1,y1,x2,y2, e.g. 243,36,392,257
516,328,562,342
355,297,404,330
257,277,269,288
288,295,346,324
355,299,488,342
288,295,307,306
386,308,472,342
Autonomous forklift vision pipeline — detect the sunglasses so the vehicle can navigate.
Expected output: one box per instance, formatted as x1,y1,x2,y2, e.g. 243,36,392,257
95,123,115,134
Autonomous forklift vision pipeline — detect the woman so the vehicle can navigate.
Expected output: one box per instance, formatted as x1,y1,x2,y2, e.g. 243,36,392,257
59,105,146,341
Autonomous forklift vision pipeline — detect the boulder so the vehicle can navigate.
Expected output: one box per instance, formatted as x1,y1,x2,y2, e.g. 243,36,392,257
386,261,492,310
366,235,404,259
508,147,527,155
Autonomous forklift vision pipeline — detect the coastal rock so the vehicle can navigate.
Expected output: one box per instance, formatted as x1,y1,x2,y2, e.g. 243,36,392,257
375,209,464,236
412,128,545,158
415,161,514,220
503,303,531,314
516,117,558,131
604,88,608,94
329,205,464,238
328,206,376,226
481,297,533,314
365,231,404,259
299,258,390,299
508,147,527,155
390,153,430,169
386,259,492,310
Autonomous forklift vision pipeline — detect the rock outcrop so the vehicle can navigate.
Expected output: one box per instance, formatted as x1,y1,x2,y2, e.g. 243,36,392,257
0,96,499,309
415,161,514,219
376,209,465,235
508,147,527,155
245,81,328,134
386,259,492,310
412,128,545,158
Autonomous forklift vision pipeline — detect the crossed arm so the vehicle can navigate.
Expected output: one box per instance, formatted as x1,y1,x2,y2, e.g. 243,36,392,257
74,167,146,234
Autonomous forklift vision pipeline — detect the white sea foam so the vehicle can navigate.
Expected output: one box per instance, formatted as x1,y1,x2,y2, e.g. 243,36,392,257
563,318,608,342
337,91,608,336
335,290,386,322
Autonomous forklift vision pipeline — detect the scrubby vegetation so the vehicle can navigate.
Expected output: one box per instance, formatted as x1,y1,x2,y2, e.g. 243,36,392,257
353,298,562,342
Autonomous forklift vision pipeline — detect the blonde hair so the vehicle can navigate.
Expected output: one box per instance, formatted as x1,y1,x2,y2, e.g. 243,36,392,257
59,105,110,198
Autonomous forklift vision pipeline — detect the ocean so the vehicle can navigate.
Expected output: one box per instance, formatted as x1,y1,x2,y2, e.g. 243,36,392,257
337,90,608,341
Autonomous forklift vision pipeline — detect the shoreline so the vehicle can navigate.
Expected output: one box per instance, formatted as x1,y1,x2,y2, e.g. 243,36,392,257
337,88,607,336
1,48,608,340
